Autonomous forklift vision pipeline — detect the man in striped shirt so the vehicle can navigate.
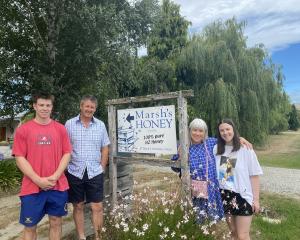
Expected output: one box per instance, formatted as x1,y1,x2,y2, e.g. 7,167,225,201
65,95,110,240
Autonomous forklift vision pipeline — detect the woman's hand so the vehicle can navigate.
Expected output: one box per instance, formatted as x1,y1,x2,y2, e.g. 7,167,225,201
252,199,260,214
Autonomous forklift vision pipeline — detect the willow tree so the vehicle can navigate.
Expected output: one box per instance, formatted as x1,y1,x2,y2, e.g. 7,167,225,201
200,79,239,135
176,18,290,143
176,30,240,135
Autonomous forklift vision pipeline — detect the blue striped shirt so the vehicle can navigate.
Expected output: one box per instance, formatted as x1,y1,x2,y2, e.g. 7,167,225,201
65,115,110,179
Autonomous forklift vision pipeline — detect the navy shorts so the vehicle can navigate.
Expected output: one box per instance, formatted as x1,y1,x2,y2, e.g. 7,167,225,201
66,170,104,203
220,189,253,216
20,190,68,227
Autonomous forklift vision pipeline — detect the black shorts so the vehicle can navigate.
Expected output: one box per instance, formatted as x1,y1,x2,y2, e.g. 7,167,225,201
66,170,104,203
220,189,253,216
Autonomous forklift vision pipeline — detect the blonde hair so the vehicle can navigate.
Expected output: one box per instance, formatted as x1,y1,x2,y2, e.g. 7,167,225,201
189,118,208,142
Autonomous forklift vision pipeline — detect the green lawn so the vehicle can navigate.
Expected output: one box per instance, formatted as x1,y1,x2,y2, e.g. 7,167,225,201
256,131,300,169
252,193,300,240
258,153,300,169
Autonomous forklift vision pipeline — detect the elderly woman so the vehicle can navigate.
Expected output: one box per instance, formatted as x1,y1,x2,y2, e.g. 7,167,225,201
172,118,251,224
189,118,224,223
172,118,224,223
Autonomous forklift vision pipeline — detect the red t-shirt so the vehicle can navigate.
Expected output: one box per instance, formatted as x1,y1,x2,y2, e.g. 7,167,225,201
12,120,72,196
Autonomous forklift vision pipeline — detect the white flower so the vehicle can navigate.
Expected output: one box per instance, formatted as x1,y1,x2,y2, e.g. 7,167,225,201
164,227,169,233
159,234,166,239
201,225,209,235
142,223,149,231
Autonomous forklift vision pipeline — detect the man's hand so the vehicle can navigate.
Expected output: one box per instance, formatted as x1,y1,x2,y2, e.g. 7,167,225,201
34,177,56,190
47,174,59,185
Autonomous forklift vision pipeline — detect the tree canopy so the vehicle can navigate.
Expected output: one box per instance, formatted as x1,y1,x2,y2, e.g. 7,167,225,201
0,0,296,143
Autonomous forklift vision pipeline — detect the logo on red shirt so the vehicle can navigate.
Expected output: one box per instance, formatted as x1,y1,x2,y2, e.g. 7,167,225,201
36,135,52,145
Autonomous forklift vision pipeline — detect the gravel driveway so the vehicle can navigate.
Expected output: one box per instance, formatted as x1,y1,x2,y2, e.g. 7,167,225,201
135,164,300,198
260,166,300,199
136,164,300,199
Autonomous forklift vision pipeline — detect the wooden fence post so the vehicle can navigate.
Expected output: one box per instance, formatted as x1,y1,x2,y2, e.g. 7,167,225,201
108,105,117,209
177,91,191,202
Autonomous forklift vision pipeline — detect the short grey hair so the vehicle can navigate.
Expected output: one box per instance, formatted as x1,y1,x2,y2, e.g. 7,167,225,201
189,118,208,140
80,95,98,106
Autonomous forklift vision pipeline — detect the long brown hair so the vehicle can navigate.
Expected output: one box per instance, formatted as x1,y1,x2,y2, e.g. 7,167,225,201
216,118,241,155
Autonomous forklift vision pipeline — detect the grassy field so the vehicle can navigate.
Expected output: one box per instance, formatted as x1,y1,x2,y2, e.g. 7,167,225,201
252,193,300,240
258,153,300,169
256,130,300,169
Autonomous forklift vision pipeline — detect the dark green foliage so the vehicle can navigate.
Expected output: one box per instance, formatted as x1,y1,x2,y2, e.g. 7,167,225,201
0,0,159,123
147,0,190,60
0,160,22,192
288,104,300,130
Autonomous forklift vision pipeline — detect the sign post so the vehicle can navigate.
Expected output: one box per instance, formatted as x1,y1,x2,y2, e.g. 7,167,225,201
106,90,193,208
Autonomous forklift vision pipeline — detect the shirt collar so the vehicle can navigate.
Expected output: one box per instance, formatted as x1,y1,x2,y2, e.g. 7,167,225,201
76,114,95,125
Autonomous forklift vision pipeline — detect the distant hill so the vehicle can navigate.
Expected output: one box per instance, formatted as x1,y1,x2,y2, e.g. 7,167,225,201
295,103,300,110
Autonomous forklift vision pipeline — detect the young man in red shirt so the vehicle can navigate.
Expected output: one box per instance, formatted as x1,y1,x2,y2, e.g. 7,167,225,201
12,93,72,240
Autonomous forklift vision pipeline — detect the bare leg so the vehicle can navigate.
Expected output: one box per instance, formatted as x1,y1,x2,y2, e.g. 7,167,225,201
90,202,103,240
235,215,252,240
23,226,37,240
225,214,237,240
49,216,62,240
73,202,86,239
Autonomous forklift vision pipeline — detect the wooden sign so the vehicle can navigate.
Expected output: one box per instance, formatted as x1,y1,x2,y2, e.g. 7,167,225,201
117,105,177,154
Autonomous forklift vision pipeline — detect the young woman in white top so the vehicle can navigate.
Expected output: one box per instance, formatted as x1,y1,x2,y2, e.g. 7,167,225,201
214,119,263,240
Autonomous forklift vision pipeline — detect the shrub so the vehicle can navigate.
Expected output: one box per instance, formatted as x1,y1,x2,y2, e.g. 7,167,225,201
0,160,22,192
100,179,226,240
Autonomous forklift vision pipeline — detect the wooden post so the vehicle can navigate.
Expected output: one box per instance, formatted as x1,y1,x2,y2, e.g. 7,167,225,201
108,105,117,209
105,90,193,209
177,91,191,202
